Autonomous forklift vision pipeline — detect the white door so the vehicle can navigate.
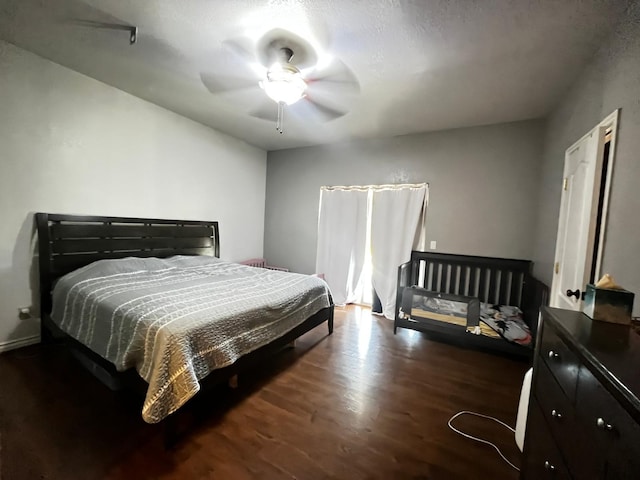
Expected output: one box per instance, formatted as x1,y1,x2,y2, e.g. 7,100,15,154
550,128,605,310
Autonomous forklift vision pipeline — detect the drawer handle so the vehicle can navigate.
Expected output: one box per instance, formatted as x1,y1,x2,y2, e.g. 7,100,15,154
596,417,614,431
544,460,556,472
548,350,559,360
551,409,562,420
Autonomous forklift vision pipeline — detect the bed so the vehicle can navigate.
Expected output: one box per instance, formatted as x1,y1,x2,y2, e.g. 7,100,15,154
35,213,334,432
394,251,548,358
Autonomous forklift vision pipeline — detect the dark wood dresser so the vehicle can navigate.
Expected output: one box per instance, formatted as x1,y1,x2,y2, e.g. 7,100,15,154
521,307,640,479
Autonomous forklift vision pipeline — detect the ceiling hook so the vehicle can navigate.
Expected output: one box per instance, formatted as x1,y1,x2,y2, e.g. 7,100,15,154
129,26,138,45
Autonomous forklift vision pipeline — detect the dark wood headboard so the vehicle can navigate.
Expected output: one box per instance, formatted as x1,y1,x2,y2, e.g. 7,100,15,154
35,213,220,325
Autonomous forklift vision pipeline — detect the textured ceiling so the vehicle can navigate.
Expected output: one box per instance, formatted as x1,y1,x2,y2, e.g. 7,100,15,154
0,0,631,150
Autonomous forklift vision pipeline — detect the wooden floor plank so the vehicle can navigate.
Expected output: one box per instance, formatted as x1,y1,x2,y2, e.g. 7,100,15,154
0,305,528,479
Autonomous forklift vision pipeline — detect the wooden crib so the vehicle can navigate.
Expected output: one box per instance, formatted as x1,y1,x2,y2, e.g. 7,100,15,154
395,251,549,357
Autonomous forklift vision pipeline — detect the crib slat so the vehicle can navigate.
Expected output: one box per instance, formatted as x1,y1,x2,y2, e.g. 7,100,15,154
488,269,498,304
411,260,419,286
478,268,488,303
499,271,512,305
466,267,476,297
457,266,468,296
451,266,459,295
430,262,439,291
511,271,524,306
440,264,448,292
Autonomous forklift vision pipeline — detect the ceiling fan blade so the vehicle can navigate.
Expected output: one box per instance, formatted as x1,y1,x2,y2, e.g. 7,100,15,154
222,36,257,64
291,97,348,122
200,72,257,95
304,79,360,105
306,58,360,92
249,99,278,122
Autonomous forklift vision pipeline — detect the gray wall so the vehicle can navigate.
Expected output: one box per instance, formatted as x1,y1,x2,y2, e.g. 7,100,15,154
265,120,544,274
532,2,640,315
0,41,267,350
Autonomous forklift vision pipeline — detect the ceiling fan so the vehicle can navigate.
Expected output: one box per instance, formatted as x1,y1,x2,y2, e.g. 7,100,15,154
200,29,360,134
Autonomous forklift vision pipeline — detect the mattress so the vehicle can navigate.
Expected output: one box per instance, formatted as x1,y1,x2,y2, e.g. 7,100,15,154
51,255,331,423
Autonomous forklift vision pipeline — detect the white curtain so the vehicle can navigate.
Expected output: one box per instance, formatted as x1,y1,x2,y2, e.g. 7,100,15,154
370,185,428,319
316,189,369,305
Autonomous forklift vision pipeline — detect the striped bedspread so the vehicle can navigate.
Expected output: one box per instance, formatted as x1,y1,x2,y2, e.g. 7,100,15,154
51,255,332,423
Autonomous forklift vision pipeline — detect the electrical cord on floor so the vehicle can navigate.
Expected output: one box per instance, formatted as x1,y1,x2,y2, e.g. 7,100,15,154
447,410,520,472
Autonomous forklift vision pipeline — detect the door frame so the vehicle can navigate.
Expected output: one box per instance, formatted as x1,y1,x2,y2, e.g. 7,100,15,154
592,110,619,279
550,109,619,307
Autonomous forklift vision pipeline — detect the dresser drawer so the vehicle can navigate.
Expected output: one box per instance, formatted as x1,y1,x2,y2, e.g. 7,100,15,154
540,323,580,402
576,366,640,479
536,359,574,432
522,399,572,480
534,360,604,479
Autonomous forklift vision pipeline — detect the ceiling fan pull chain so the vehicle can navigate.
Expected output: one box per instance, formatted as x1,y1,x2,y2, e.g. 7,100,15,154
276,101,285,134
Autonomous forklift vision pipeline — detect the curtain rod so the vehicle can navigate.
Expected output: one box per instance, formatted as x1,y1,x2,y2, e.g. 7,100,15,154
320,182,428,192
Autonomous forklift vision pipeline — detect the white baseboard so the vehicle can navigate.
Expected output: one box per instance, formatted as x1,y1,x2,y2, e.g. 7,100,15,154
0,334,40,353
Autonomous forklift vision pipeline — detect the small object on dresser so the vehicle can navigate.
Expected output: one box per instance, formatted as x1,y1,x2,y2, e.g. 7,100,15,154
583,274,634,325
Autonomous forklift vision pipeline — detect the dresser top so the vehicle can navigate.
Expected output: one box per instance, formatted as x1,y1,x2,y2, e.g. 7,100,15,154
543,307,640,420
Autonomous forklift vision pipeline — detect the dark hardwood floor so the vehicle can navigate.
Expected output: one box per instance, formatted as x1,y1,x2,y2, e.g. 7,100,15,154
0,306,529,480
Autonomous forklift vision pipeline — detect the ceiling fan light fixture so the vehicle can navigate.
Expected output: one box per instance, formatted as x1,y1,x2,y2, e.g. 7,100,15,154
261,62,307,105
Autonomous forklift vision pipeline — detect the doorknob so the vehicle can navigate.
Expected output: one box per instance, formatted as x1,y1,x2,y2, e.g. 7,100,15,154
566,289,584,300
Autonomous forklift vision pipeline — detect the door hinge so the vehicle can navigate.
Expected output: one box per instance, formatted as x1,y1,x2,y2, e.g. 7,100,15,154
563,178,568,191
555,262,560,274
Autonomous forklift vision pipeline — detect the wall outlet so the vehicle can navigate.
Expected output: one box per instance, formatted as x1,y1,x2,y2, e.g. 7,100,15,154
429,240,437,250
